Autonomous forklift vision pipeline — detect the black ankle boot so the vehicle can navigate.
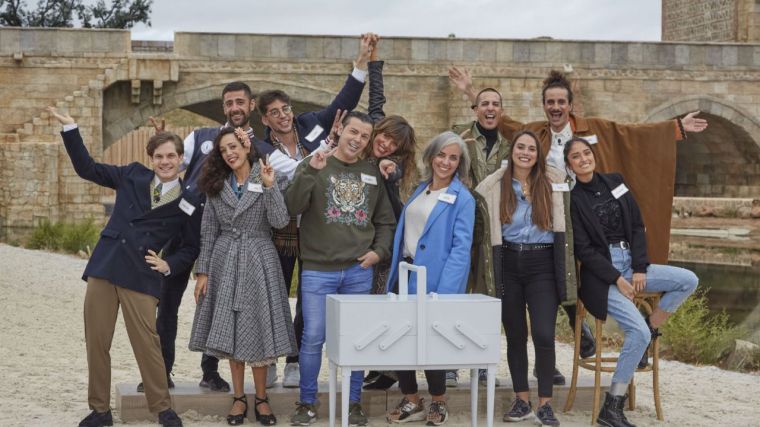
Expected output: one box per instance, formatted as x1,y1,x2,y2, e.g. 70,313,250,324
580,321,597,358
638,318,662,369
597,392,635,427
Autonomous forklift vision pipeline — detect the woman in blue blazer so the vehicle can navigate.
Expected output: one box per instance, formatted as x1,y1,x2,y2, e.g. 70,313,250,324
385,131,475,426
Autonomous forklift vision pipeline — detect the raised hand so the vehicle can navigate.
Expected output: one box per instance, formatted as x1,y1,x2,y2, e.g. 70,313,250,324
309,148,332,170
369,33,379,61
259,156,275,188
448,66,477,104
378,159,397,179
148,116,166,134
356,33,374,70
358,250,380,268
681,111,708,133
329,108,348,146
234,127,251,147
46,106,74,125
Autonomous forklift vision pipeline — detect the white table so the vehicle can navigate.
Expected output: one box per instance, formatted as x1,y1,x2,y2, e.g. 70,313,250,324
325,263,501,427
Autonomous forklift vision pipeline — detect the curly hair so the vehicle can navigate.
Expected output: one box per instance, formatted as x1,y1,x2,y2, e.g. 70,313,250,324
500,130,553,231
198,127,260,197
542,69,574,104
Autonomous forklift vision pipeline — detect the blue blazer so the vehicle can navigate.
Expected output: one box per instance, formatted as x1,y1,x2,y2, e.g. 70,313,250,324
61,128,202,299
386,175,475,295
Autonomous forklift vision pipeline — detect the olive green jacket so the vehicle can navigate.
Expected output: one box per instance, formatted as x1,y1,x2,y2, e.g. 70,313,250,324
452,121,511,187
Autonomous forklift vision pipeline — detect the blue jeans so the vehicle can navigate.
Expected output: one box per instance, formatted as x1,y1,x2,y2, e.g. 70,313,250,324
607,245,698,384
299,263,373,404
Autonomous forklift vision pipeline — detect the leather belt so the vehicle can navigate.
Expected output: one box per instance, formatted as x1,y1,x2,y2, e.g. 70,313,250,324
609,241,630,250
503,241,553,251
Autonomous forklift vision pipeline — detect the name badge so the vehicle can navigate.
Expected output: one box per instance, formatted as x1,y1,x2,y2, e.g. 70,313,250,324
552,182,570,192
361,173,377,185
500,160,509,168
583,134,598,145
248,182,263,193
611,183,629,199
305,124,324,142
179,198,196,216
200,140,213,154
438,193,457,204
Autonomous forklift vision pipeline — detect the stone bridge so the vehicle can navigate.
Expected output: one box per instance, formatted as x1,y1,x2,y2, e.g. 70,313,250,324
2,27,760,231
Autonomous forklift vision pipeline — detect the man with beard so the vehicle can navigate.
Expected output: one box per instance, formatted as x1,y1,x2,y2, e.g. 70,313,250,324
143,81,272,393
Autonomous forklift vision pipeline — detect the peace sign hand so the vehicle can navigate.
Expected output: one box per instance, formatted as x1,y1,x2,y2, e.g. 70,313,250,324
259,156,275,188
148,116,166,134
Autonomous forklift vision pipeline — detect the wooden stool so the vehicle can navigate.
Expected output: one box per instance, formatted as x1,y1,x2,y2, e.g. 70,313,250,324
563,292,664,424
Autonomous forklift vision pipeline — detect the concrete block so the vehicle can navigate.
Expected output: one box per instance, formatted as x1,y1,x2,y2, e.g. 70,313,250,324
270,36,288,58
251,35,271,57
393,39,411,60
545,42,564,63
529,42,546,63
580,43,595,63
305,37,325,59
707,46,723,66
513,41,530,62
286,37,306,59
737,46,754,66
340,37,355,60
610,44,627,65
446,40,463,61
495,41,513,63
594,43,611,64
217,35,235,58
722,46,738,66
429,40,446,61
657,44,676,66
627,44,643,64
233,35,253,58
675,45,690,65
0,28,21,55
411,39,429,61
199,35,217,57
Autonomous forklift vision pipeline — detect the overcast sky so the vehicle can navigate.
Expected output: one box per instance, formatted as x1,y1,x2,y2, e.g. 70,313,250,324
130,0,662,42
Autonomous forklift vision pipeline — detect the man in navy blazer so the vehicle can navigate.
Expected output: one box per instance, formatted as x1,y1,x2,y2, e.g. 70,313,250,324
50,107,196,427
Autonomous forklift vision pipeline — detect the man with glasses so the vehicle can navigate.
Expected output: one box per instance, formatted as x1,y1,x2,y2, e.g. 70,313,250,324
254,33,373,389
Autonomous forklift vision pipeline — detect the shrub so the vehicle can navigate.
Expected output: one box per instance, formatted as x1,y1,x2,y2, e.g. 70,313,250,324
660,288,744,365
26,219,99,256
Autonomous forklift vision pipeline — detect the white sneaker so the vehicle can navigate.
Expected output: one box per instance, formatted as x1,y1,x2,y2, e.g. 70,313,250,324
283,362,300,388
266,363,278,388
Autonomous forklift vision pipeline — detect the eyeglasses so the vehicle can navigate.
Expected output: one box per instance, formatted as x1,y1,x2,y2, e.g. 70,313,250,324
266,105,292,118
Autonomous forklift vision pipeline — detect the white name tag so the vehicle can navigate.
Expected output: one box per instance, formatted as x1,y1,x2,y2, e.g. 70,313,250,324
438,193,457,204
611,183,629,199
305,124,324,142
248,182,263,193
500,160,509,168
583,134,598,145
552,182,570,192
200,140,213,154
178,198,196,216
360,173,377,185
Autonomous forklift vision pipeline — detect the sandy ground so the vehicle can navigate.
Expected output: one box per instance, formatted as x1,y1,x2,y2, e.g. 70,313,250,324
1,243,758,427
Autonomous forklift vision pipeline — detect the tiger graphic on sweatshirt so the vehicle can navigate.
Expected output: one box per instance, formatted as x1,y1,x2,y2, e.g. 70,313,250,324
324,173,369,226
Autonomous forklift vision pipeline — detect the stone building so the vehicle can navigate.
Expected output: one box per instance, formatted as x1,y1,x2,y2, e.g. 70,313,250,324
1,19,759,233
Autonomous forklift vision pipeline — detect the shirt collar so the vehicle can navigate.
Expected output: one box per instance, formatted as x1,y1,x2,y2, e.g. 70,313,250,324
152,175,180,195
551,122,573,144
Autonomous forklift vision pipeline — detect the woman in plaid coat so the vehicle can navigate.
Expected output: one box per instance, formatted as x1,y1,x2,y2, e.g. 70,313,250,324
189,127,296,426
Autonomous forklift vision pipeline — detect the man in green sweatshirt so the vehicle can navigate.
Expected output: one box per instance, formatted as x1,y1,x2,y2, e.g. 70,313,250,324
285,111,396,426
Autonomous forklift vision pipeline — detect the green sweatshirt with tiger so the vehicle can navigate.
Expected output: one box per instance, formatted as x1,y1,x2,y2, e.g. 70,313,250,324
284,156,396,271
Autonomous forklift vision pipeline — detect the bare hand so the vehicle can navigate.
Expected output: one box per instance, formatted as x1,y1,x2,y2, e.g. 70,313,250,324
194,274,208,303
378,159,397,179
369,33,379,61
448,66,476,103
356,33,374,70
148,116,166,134
329,109,347,145
616,276,635,301
145,249,169,274
259,156,275,188
632,272,646,293
309,149,333,170
234,127,251,147
357,250,380,268
681,111,708,133
46,106,75,125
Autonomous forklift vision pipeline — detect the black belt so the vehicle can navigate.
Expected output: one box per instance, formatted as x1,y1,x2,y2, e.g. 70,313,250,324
503,241,553,251
609,240,630,250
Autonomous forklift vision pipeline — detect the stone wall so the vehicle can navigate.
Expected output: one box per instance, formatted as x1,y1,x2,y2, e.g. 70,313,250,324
2,28,760,230
663,0,760,42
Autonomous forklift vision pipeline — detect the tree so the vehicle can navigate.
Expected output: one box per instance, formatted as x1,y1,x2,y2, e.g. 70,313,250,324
0,0,152,28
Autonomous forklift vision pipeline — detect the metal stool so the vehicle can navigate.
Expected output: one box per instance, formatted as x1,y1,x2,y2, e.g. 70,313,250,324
564,292,664,424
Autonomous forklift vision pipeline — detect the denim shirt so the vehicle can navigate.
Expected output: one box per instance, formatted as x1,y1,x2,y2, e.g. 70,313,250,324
501,178,554,244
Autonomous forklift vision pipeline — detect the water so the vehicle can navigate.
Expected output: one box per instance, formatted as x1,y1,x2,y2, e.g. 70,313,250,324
670,261,760,335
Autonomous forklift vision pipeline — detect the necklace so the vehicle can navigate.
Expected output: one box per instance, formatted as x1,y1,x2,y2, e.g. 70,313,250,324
520,180,530,198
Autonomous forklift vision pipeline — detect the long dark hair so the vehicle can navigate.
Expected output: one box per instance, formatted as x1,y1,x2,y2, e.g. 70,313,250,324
500,130,553,230
366,115,418,198
198,127,259,196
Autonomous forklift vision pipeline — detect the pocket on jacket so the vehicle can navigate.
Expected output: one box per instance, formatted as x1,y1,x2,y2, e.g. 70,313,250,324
100,228,120,239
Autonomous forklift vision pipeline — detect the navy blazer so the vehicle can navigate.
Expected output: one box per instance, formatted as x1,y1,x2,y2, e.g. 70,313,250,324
263,73,365,152
61,128,202,299
386,175,476,295
570,172,649,320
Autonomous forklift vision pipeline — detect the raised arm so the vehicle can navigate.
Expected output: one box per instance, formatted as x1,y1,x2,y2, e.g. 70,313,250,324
367,34,387,122
449,66,478,106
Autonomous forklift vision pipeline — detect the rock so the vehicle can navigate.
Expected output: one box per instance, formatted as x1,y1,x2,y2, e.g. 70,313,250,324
725,339,760,371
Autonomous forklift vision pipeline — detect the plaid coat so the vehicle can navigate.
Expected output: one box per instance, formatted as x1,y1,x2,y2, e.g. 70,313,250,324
189,164,296,363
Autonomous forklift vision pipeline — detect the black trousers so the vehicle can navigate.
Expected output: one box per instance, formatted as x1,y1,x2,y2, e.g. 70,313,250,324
278,252,304,364
502,246,559,398
396,370,446,397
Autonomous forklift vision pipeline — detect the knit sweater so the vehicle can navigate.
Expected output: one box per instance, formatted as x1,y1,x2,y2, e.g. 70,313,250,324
285,156,396,271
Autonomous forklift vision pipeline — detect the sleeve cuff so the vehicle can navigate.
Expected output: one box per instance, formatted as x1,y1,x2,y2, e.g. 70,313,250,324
351,66,368,83
62,124,78,132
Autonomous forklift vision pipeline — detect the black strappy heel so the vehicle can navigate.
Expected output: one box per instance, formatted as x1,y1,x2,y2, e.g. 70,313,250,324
255,395,277,426
227,394,248,426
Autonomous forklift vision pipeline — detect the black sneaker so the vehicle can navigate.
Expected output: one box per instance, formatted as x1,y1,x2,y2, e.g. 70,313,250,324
199,371,230,392
477,368,501,387
535,402,560,426
158,408,183,427
444,370,458,387
78,409,113,427
137,375,175,392
532,367,566,386
580,321,597,359
503,397,533,422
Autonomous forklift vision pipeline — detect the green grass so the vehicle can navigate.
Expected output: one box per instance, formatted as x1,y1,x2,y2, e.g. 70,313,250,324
26,219,99,256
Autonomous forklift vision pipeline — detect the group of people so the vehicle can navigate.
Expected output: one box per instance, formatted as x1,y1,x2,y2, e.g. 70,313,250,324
56,33,705,427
